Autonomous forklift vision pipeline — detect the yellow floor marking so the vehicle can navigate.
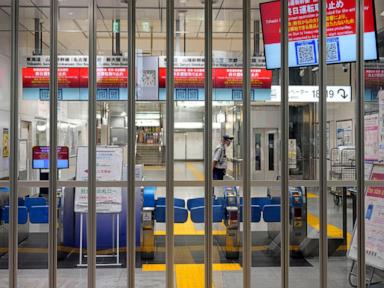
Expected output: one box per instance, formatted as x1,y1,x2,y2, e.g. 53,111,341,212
144,165,165,171
142,263,244,272
143,263,241,287
155,217,227,236
142,263,166,271
175,264,205,288
307,212,351,247
175,214,200,235
307,192,319,199
212,263,241,271
186,162,204,181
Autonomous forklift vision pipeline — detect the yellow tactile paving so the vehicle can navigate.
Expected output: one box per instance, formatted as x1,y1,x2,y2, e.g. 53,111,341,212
175,264,205,288
307,212,351,248
307,192,319,199
144,165,165,171
186,162,205,181
143,263,242,288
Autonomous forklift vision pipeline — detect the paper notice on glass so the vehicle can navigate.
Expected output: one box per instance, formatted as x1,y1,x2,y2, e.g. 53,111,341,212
349,164,384,270
365,114,379,162
378,91,384,161
74,146,123,213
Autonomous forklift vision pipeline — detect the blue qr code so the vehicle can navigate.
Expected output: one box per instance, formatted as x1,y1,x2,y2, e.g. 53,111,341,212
295,40,317,66
326,38,341,63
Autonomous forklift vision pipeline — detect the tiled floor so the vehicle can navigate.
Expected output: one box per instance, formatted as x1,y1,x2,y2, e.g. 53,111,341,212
0,162,367,287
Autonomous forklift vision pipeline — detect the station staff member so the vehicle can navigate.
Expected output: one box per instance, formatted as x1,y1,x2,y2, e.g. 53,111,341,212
212,135,233,180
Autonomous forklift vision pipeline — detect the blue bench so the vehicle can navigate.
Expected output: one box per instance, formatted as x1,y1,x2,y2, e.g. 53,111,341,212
25,197,47,210
154,206,188,223
263,205,280,222
29,205,49,223
189,205,224,223
187,197,224,211
1,206,28,224
156,197,185,208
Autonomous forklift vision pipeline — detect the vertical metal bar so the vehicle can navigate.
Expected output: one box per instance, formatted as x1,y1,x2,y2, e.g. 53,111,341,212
204,0,213,287
319,0,328,287
356,0,365,287
127,0,136,287
88,0,97,287
280,0,289,287
49,0,58,287
242,0,251,287
9,0,19,287
166,0,175,287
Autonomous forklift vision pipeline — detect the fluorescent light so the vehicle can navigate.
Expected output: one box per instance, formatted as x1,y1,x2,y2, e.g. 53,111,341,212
136,113,160,120
174,122,203,129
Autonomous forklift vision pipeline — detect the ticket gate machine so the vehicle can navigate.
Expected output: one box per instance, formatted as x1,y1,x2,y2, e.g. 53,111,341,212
141,187,156,260
267,186,307,253
140,187,188,260
223,187,241,259
141,206,155,259
289,186,306,244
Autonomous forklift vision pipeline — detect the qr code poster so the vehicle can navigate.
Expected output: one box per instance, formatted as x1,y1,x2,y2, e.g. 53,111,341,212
295,40,317,66
326,38,341,63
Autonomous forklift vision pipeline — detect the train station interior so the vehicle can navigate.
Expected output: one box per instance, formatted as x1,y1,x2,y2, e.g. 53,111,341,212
1,0,384,287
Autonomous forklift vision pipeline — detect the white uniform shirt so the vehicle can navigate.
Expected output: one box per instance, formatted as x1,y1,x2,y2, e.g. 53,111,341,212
213,144,227,169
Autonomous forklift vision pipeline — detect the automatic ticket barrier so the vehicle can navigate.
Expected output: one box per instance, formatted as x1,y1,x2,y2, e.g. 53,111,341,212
289,186,306,245
141,187,156,260
141,207,155,259
140,187,189,260
267,186,307,252
223,187,241,259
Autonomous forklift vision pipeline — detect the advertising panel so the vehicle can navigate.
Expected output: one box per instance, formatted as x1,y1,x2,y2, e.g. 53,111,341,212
260,0,377,69
158,67,272,89
32,146,69,169
23,67,128,88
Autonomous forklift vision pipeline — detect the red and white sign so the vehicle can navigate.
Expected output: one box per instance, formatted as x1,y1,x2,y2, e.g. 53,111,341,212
261,0,375,45
24,66,272,89
365,69,384,87
260,0,377,68
23,67,128,88
158,67,272,89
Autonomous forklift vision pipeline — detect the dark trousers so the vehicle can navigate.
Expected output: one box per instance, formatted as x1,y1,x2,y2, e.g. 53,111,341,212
213,168,225,180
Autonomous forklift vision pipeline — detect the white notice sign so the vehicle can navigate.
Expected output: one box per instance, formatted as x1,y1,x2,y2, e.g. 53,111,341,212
75,146,123,213
349,164,384,270
269,86,351,103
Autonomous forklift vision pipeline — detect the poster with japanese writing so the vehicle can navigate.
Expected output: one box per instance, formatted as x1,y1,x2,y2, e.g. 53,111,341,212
365,114,379,162
2,128,9,158
336,119,353,147
288,139,297,169
378,91,384,160
349,164,384,270
74,146,123,213
260,0,377,69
